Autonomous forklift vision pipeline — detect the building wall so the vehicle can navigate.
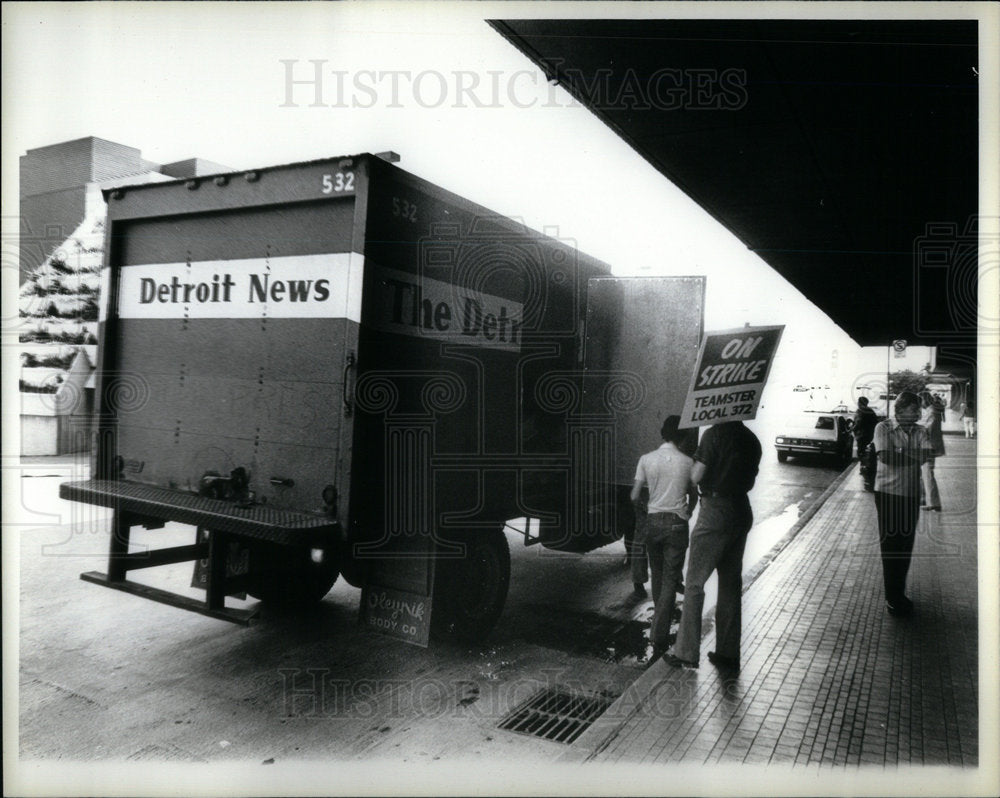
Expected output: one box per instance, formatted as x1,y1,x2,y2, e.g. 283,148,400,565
21,386,94,455
19,138,146,280
19,137,233,282
20,188,89,271
20,414,92,456
20,138,107,195
18,136,230,458
90,138,147,183
160,158,233,178
22,415,59,456
58,409,95,454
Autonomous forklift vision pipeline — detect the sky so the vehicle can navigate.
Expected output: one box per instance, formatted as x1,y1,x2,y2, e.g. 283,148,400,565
2,2,996,454
1,1,894,406
4,1,996,454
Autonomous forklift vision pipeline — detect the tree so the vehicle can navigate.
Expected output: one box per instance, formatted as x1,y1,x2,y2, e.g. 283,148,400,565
49,258,74,275
81,297,99,321
889,370,928,397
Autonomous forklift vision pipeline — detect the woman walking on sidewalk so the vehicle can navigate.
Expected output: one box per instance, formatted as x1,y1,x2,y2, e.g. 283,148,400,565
872,392,934,617
961,400,976,438
918,391,945,511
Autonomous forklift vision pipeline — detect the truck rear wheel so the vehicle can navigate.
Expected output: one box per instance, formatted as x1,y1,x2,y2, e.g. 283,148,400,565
249,543,339,609
432,528,510,643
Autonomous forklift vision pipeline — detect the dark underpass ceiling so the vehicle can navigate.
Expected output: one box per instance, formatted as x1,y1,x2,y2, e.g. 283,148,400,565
491,19,979,355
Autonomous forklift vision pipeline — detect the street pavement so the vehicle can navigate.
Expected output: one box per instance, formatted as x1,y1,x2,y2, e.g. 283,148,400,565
11,431,996,795
562,435,989,779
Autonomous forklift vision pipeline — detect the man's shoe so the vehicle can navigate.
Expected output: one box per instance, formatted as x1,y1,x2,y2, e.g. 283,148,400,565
645,647,665,669
886,596,914,617
676,582,685,595
632,582,648,599
664,654,699,669
707,651,741,672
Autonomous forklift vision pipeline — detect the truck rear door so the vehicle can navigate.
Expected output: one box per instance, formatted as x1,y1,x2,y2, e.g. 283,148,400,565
584,275,706,479
99,162,365,518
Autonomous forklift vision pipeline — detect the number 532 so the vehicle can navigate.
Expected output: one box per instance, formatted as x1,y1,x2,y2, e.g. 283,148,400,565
321,172,355,194
392,196,417,222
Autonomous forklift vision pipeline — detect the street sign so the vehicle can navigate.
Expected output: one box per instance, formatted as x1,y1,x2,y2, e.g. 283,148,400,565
893,339,908,358
679,325,784,428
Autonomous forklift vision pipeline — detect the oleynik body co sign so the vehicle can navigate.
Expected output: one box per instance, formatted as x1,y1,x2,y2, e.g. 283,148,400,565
679,325,784,428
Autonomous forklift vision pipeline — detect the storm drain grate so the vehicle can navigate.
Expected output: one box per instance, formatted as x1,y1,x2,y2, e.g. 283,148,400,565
497,688,618,744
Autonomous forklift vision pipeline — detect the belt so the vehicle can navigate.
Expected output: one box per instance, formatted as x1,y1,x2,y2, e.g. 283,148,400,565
647,510,686,522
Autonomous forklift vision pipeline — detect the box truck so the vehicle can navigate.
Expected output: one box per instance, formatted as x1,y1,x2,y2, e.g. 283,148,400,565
60,153,704,643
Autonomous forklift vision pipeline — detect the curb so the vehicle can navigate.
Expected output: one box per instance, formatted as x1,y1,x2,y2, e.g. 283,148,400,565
739,459,859,597
560,460,860,764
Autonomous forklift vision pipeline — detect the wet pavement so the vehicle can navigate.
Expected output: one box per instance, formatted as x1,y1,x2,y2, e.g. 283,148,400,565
20,437,957,794
561,436,990,790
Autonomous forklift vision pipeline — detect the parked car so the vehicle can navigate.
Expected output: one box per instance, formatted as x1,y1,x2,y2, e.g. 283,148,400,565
775,412,854,464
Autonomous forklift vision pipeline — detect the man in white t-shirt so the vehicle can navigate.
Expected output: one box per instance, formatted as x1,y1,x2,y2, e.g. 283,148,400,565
872,391,934,616
631,416,699,662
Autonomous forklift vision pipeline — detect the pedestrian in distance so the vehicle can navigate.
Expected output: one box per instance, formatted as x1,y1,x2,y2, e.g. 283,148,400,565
961,400,976,438
872,391,934,617
630,416,698,664
918,391,945,511
853,396,879,491
667,420,762,673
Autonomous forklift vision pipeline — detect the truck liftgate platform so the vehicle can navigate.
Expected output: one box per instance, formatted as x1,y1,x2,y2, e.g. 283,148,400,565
61,479,339,625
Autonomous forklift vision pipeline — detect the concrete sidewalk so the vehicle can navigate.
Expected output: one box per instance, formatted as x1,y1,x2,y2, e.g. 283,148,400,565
564,436,980,768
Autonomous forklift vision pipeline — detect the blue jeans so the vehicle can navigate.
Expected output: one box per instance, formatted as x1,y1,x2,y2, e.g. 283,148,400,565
628,532,649,585
644,512,689,651
673,495,753,663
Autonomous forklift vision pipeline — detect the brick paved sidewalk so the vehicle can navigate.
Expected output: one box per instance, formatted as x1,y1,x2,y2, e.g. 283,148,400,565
565,437,980,768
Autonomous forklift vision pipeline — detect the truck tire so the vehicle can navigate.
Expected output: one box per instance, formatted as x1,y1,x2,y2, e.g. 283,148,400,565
777,450,788,463
432,528,510,643
249,543,339,609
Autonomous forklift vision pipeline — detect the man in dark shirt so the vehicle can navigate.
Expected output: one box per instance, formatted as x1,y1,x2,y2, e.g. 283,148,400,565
853,397,879,491
667,421,762,671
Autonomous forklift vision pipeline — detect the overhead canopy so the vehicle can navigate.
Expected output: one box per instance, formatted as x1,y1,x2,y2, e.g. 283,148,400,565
490,19,978,354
